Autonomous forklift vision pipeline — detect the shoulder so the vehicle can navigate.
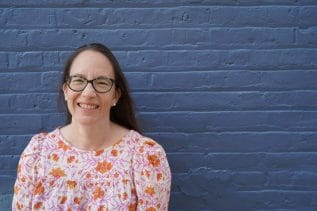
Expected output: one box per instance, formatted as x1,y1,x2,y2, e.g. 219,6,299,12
128,131,170,169
22,129,58,157
129,130,167,155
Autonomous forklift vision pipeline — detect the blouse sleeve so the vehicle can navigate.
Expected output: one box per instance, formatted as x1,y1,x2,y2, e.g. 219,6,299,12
12,133,44,211
132,139,172,211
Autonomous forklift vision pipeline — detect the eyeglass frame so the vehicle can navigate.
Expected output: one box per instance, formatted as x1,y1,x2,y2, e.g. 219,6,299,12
66,75,116,93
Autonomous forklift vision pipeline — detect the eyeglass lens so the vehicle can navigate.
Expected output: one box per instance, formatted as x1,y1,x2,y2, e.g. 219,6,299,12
67,76,114,93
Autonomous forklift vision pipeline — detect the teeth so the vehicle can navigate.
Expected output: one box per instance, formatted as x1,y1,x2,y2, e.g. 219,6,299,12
79,103,98,110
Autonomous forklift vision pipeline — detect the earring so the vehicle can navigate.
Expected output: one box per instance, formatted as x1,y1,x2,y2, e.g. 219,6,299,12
65,97,68,101
113,102,116,106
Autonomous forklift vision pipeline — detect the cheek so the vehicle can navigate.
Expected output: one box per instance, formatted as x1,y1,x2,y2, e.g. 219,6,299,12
66,92,79,107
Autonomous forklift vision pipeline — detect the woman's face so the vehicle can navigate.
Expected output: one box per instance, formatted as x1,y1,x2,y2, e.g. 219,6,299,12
63,50,120,125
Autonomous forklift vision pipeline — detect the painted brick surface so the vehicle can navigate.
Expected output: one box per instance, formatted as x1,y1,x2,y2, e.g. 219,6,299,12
1,0,317,210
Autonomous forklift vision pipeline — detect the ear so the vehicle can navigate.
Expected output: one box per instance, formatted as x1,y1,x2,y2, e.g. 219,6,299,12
63,83,68,101
113,88,121,105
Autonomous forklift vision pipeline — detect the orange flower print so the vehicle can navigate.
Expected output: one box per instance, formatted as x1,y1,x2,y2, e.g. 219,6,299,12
14,185,20,195
111,149,118,156
49,167,66,178
157,173,163,181
57,140,70,151
17,164,21,173
16,201,23,209
93,186,105,200
98,205,105,211
67,155,75,163
146,207,157,211
96,161,113,173
52,153,59,161
148,154,160,167
33,182,44,195
145,186,156,196
67,180,77,189
21,176,26,183
129,203,137,211
74,197,81,204
145,140,155,146
123,192,128,200
142,169,150,178
95,149,104,156
33,202,43,209
59,196,67,204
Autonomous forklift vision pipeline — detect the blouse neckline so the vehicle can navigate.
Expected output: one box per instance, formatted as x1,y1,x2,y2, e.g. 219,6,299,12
55,127,133,154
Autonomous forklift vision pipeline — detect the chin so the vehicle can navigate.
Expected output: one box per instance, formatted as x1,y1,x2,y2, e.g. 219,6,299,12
72,116,102,125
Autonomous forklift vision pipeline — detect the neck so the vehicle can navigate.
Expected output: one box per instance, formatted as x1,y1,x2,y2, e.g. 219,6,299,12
67,120,114,151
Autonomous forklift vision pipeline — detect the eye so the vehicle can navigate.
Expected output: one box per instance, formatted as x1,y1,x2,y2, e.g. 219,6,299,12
95,78,112,86
71,76,86,84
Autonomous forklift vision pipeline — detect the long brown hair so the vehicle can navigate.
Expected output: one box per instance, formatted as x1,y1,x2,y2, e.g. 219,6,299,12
58,43,141,133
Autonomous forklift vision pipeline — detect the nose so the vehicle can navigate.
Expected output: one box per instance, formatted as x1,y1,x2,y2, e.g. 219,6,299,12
81,82,97,97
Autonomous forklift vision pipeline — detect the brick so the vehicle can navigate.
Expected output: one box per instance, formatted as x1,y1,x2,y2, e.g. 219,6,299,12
12,49,314,73
167,153,207,173
234,190,316,209
0,175,16,194
5,8,55,27
170,192,207,210
267,171,317,191
0,30,28,50
8,51,43,69
0,93,59,114
297,27,317,46
174,168,233,196
232,171,266,190
1,0,317,7
299,6,317,27
3,6,316,29
149,132,317,153
139,111,317,133
0,115,42,134
120,49,317,71
207,153,265,171
41,113,66,131
0,53,8,69
41,71,62,91
0,94,39,114
0,155,19,172
133,90,317,112
0,73,41,92
0,52,61,72
264,152,317,171
0,135,30,155
127,70,317,91
5,28,297,51
0,194,12,211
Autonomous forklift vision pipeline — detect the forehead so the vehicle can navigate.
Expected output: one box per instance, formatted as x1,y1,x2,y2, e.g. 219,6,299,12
69,50,114,77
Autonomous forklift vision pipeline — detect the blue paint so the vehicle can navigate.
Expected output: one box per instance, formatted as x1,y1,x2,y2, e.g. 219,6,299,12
1,1,317,210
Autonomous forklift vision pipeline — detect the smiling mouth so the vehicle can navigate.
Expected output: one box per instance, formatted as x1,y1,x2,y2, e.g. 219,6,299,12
78,103,99,110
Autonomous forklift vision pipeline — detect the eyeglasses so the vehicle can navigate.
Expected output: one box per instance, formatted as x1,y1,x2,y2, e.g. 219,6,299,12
66,75,115,93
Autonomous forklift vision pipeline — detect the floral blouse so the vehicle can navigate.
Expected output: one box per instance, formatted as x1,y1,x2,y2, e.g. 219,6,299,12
12,128,171,211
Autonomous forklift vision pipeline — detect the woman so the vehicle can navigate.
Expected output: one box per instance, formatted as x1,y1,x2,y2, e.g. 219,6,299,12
12,43,171,210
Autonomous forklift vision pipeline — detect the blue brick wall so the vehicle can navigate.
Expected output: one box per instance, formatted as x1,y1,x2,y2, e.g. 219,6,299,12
1,1,317,210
